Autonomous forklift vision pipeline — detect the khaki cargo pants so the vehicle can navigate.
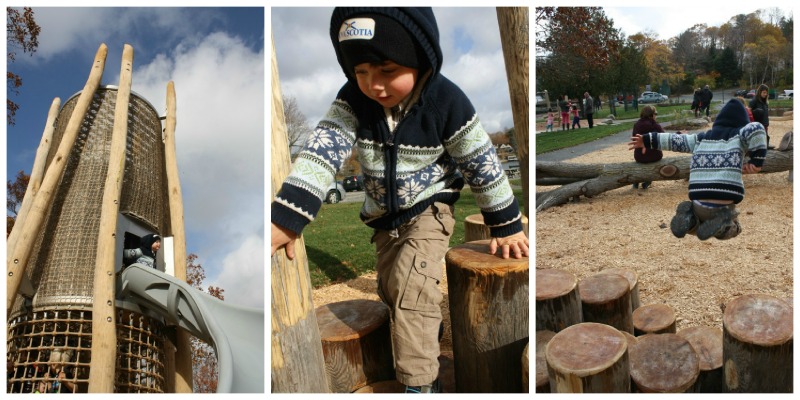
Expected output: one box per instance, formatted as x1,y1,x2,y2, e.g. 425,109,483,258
372,202,455,387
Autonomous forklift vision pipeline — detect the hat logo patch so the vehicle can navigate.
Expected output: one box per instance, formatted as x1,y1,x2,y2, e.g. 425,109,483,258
339,18,375,42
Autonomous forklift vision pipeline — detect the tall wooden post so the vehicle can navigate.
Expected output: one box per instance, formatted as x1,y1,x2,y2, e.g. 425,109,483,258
7,43,108,313
497,7,529,219
88,44,133,392
163,81,194,392
270,32,328,392
6,97,59,257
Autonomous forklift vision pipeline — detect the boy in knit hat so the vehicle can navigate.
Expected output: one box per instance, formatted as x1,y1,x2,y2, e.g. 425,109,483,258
628,99,767,240
271,7,528,393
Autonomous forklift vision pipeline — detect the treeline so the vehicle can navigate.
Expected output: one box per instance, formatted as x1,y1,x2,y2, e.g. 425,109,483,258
535,7,793,101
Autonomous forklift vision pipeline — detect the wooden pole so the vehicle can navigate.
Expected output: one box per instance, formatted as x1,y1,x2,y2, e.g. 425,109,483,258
88,44,133,393
270,32,328,393
497,7,529,217
163,81,194,392
7,43,107,314
7,97,60,257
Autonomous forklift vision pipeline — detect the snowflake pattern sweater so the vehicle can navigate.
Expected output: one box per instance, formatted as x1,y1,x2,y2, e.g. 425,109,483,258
271,7,523,237
640,99,767,203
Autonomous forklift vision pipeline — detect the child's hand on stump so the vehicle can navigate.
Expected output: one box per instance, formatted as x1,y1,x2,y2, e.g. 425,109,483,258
489,231,529,259
271,223,298,260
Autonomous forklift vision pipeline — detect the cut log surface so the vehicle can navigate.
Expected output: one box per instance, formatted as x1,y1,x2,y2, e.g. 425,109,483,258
579,274,633,333
316,299,394,393
633,304,677,336
464,213,529,242
722,294,793,393
630,333,699,393
535,330,556,393
596,268,641,310
678,326,723,392
535,269,581,332
446,240,528,393
546,322,630,393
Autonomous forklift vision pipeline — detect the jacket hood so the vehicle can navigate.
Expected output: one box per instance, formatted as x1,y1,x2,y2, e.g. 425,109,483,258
140,233,161,257
710,99,750,137
330,7,442,81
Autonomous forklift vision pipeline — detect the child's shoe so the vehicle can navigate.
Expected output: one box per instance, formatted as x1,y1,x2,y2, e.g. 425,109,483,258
670,201,698,238
697,207,739,240
405,379,441,393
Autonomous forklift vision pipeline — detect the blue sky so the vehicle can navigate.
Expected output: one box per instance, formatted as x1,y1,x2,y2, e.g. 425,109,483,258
272,7,515,135
4,7,265,308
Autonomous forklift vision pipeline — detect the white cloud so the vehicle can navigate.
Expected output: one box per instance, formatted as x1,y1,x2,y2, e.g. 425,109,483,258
207,234,265,309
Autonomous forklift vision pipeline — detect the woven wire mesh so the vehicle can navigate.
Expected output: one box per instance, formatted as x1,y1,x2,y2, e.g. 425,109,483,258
7,86,172,393
6,309,168,393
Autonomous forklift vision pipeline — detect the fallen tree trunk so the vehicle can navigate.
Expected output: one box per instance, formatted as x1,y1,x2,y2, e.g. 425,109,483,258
536,150,793,212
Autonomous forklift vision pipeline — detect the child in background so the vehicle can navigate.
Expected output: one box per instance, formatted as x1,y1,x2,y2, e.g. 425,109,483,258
628,99,767,240
271,7,528,393
546,109,554,132
571,104,581,129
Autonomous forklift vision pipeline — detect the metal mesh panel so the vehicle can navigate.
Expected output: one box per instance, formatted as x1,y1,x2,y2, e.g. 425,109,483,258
6,309,168,393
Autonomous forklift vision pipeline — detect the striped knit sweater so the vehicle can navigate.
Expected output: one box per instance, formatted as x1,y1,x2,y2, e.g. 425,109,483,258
640,99,767,203
271,7,522,238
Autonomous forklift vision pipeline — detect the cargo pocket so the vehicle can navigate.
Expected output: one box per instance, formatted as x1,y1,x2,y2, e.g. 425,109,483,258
399,254,443,313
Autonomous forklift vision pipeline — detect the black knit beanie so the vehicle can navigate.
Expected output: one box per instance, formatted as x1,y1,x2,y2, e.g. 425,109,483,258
337,13,423,74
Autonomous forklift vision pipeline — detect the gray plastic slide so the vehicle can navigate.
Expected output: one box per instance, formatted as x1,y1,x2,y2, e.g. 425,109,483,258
118,264,264,393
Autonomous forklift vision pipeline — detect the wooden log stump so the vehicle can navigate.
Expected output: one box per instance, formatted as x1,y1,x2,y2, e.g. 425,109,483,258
597,268,641,310
630,333,699,393
463,214,529,242
633,304,676,336
536,269,582,332
620,330,638,390
678,326,723,392
535,330,556,393
353,380,405,393
545,322,630,393
446,240,528,393
722,294,793,393
579,274,633,334
316,300,395,393
521,343,529,392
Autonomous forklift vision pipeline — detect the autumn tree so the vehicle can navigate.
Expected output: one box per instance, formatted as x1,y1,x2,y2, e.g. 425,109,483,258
6,170,29,236
186,253,225,393
7,7,40,126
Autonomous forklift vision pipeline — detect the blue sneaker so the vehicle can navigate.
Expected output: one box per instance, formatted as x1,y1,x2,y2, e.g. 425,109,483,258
405,379,441,393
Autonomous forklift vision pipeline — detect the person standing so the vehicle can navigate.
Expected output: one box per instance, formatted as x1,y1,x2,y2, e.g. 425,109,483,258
546,109,555,132
584,92,595,129
570,104,581,129
749,84,771,148
691,88,701,118
631,105,663,190
559,94,570,131
701,85,713,117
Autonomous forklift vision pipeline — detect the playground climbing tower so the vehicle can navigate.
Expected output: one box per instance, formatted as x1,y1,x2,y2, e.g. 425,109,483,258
6,44,191,393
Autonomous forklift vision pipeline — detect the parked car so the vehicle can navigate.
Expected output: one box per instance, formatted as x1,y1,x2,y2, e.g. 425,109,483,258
637,91,668,104
325,181,346,204
342,175,363,192
745,89,756,99
734,89,748,97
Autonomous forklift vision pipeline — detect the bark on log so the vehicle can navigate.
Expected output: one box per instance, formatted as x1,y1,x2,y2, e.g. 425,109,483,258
535,269,582,332
316,300,394,393
722,294,793,393
445,240,528,393
535,330,556,393
536,150,793,211
630,333,699,393
632,304,676,336
270,33,328,393
353,380,405,393
546,322,630,393
521,343,529,393
578,274,633,334
464,213,529,242
678,326,723,393
597,268,641,310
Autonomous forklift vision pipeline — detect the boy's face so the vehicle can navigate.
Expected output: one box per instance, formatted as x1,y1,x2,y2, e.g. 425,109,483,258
354,61,418,108
152,240,161,252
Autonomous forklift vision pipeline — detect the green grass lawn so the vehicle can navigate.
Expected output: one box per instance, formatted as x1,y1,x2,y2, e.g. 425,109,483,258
303,186,525,288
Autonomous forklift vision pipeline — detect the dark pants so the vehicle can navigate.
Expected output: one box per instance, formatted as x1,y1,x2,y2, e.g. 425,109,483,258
586,113,594,128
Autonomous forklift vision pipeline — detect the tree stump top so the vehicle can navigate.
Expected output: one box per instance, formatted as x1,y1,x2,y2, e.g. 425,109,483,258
535,268,577,300
596,268,638,288
546,322,627,375
630,333,699,393
535,330,557,387
578,273,629,304
445,240,528,274
633,304,675,331
677,326,722,371
621,330,638,348
723,294,793,346
316,299,390,342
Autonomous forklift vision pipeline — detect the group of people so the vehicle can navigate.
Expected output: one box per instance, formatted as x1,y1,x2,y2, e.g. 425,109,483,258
547,92,597,131
691,85,714,117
